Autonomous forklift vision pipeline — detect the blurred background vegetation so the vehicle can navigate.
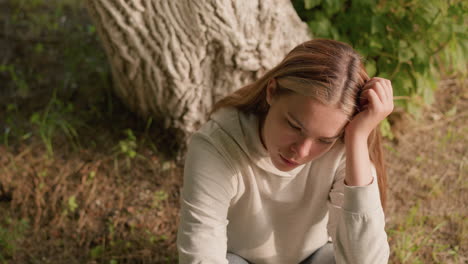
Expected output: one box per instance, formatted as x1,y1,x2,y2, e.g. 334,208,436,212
293,0,467,114
1,0,180,263
0,0,466,263
1,0,111,152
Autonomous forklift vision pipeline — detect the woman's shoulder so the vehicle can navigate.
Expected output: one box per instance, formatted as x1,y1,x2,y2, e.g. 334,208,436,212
195,107,238,137
188,107,247,165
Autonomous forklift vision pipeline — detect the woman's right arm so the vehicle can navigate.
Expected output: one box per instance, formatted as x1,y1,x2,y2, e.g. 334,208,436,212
177,133,238,264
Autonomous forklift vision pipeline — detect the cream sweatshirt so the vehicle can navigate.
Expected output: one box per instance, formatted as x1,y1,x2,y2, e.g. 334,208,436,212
177,107,389,264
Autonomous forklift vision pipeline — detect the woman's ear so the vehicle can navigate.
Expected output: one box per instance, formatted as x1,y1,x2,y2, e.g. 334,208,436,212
266,78,277,106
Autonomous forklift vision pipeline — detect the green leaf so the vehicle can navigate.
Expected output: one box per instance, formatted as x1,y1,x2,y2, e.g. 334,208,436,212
445,106,457,117
305,0,322,9
411,42,426,61
6,104,16,112
90,245,104,259
34,43,44,54
308,13,332,38
371,15,385,34
365,59,377,77
30,112,41,125
380,118,394,140
324,0,341,15
68,196,78,213
87,25,96,34
398,40,414,62
369,38,383,54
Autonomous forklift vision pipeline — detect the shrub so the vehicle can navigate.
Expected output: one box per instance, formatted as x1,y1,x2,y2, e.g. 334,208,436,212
293,0,467,115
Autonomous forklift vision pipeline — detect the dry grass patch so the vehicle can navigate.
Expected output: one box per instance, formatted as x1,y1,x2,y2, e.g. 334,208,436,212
385,77,467,264
0,139,182,263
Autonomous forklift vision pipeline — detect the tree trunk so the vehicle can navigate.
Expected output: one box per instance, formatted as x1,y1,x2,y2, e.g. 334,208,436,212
85,0,309,152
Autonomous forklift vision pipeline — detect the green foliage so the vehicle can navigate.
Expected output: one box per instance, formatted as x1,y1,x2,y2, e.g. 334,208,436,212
117,129,138,159
90,245,105,259
388,202,463,263
1,0,112,153
112,129,139,170
152,190,169,209
293,0,467,115
379,118,394,140
0,218,29,261
2,0,111,109
67,195,79,213
29,90,82,156
0,64,29,97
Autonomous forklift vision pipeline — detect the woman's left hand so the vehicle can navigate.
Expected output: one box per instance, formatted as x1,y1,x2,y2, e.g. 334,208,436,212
345,77,394,139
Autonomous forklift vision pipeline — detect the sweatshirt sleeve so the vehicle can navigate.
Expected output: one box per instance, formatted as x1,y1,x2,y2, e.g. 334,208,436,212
177,132,238,264
327,157,390,264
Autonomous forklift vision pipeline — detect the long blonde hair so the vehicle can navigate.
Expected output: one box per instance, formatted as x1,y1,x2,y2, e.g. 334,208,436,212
211,39,387,210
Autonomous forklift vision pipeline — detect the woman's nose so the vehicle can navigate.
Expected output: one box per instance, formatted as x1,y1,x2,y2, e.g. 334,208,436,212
291,138,314,159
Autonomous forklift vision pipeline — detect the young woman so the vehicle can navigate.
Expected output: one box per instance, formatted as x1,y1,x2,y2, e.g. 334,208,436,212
177,39,392,264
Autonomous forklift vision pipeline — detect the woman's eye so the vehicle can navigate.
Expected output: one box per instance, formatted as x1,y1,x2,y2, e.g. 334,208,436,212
287,120,301,131
319,139,334,144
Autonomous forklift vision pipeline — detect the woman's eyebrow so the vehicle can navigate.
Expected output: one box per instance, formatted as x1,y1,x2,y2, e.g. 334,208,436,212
287,112,342,139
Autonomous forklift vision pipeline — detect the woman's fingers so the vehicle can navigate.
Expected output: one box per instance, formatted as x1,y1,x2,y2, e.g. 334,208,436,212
346,77,394,137
361,78,394,116
379,78,392,102
374,82,387,103
363,77,393,105
385,79,393,99
366,89,382,112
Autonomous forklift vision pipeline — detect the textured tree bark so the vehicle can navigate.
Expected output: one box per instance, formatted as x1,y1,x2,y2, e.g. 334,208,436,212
85,0,310,153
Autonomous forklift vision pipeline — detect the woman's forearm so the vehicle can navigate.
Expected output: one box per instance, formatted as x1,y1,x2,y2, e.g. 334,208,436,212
344,133,373,186
343,77,393,187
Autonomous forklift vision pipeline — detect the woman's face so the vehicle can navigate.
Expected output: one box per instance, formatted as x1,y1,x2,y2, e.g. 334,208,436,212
260,82,349,171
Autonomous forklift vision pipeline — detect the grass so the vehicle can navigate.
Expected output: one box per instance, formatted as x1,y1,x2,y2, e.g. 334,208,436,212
385,78,468,263
1,0,180,262
0,217,29,262
0,0,467,263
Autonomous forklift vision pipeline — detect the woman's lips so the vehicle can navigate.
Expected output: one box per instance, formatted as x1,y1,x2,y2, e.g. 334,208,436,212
279,154,299,166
